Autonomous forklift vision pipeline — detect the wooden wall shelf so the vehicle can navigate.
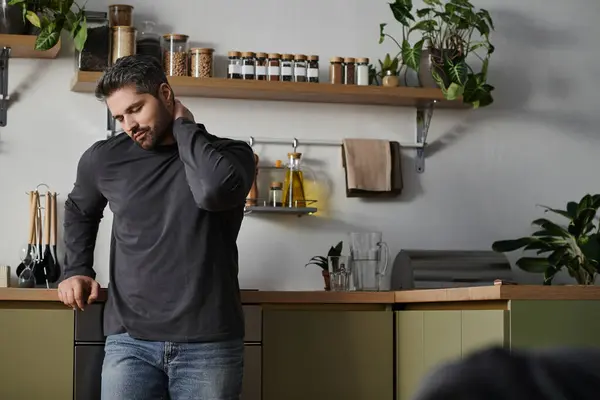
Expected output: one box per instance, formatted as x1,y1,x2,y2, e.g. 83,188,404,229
0,34,61,59
70,71,466,109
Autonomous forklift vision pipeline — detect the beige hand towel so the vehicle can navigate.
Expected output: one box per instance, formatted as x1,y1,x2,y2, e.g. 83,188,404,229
342,138,392,191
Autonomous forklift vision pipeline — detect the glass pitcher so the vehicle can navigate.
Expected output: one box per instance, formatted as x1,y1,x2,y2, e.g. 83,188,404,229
349,232,389,291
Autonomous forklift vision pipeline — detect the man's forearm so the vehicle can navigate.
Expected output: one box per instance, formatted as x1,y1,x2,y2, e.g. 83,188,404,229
173,117,256,211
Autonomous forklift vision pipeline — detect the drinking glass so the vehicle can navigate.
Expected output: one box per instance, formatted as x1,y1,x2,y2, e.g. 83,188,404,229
328,256,351,291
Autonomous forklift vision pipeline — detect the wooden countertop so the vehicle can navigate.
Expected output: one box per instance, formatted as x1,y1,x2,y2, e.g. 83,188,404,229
1,285,600,304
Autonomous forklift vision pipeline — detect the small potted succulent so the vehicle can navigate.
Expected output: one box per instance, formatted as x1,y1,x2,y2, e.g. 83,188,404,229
305,241,343,291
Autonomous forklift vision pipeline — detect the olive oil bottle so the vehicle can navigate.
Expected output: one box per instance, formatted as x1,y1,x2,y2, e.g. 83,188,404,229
282,152,306,208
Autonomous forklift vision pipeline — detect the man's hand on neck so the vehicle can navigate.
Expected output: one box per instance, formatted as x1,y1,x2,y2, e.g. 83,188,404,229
173,99,195,122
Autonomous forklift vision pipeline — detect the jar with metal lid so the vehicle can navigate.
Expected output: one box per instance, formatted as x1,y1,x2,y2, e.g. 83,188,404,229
228,51,242,79
108,4,133,27
356,57,370,86
111,26,136,65
190,48,214,78
281,54,294,82
307,55,319,83
267,53,281,81
255,52,267,81
162,34,189,76
293,54,308,83
344,57,356,84
329,57,343,84
136,20,162,65
241,52,256,80
76,11,109,71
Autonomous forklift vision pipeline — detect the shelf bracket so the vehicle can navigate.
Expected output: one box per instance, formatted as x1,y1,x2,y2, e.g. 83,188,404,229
0,47,11,127
415,101,435,173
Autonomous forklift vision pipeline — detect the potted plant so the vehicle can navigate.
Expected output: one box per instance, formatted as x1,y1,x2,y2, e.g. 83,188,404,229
492,194,600,286
305,241,343,291
8,0,88,52
379,0,495,108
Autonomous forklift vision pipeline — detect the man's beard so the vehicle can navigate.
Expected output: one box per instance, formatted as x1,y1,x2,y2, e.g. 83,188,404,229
135,103,172,150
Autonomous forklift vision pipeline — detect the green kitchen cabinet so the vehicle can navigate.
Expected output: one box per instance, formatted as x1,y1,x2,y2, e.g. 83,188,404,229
0,302,74,400
262,309,394,400
396,300,600,400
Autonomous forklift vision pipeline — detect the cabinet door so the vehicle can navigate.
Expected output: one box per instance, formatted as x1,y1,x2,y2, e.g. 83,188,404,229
263,310,394,400
242,345,261,400
0,303,74,400
396,310,507,400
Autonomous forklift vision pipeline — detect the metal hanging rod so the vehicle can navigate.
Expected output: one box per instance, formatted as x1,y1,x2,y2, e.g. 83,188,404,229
232,136,425,151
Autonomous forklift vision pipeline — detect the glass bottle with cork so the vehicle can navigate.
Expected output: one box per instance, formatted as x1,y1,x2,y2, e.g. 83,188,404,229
190,48,214,78
293,54,308,82
329,57,343,84
241,52,256,80
282,152,307,208
281,54,294,82
356,57,370,86
269,182,283,207
136,20,162,65
307,55,319,83
162,34,189,76
228,51,242,79
255,52,268,81
267,53,281,81
344,57,356,84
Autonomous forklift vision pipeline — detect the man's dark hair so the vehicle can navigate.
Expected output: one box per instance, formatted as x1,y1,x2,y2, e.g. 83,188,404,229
95,54,169,101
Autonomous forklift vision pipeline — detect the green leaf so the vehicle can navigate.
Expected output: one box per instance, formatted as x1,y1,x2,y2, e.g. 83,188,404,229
445,82,464,100
566,201,579,218
531,218,571,238
538,205,572,220
35,25,61,51
444,57,468,85
492,237,538,253
389,0,415,27
7,0,25,5
73,17,87,52
379,23,387,44
543,266,560,285
408,19,437,35
401,39,423,72
423,0,442,5
516,257,550,273
25,10,41,28
581,233,600,261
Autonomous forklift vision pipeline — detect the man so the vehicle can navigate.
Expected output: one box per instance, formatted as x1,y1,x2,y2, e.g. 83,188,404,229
412,346,600,400
57,54,256,399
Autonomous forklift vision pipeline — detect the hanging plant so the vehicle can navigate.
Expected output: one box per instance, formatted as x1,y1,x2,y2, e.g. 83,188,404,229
9,0,88,52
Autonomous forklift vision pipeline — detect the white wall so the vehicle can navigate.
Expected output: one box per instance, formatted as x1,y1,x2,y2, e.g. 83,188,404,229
1,0,599,290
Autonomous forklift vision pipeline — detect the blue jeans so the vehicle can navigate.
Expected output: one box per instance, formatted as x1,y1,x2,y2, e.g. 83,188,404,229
101,333,244,400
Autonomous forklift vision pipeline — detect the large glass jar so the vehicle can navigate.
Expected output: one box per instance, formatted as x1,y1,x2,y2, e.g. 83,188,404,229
136,20,162,65
108,4,133,27
163,34,189,76
111,26,136,65
190,48,214,78
76,11,110,71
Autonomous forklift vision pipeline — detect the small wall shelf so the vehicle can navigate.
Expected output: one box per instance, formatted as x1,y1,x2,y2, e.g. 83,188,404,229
70,71,466,109
244,206,317,216
0,35,61,59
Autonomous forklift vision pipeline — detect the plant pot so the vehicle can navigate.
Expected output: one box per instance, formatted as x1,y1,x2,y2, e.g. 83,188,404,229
0,1,29,34
418,47,458,89
382,71,399,87
322,270,331,291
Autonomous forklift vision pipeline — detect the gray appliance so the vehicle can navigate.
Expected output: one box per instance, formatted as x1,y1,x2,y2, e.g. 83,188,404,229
390,249,514,290
74,303,106,400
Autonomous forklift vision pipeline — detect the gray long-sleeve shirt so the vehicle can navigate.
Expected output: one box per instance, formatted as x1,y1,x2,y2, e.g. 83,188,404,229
62,117,256,342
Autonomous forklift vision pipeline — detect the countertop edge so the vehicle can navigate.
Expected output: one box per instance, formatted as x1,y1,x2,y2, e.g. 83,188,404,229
2,285,600,304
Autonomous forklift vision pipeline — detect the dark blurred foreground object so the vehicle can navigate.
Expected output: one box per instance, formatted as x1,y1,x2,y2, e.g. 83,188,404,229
412,346,600,400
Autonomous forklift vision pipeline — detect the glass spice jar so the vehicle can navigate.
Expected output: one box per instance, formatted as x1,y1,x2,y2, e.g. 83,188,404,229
281,54,294,82
329,57,343,84
136,20,162,65
190,48,214,78
293,54,308,83
269,182,283,207
228,51,242,79
307,55,319,83
343,57,356,85
76,11,109,72
241,52,256,80
267,53,281,81
255,52,267,80
356,57,370,86
162,34,189,76
111,26,137,65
